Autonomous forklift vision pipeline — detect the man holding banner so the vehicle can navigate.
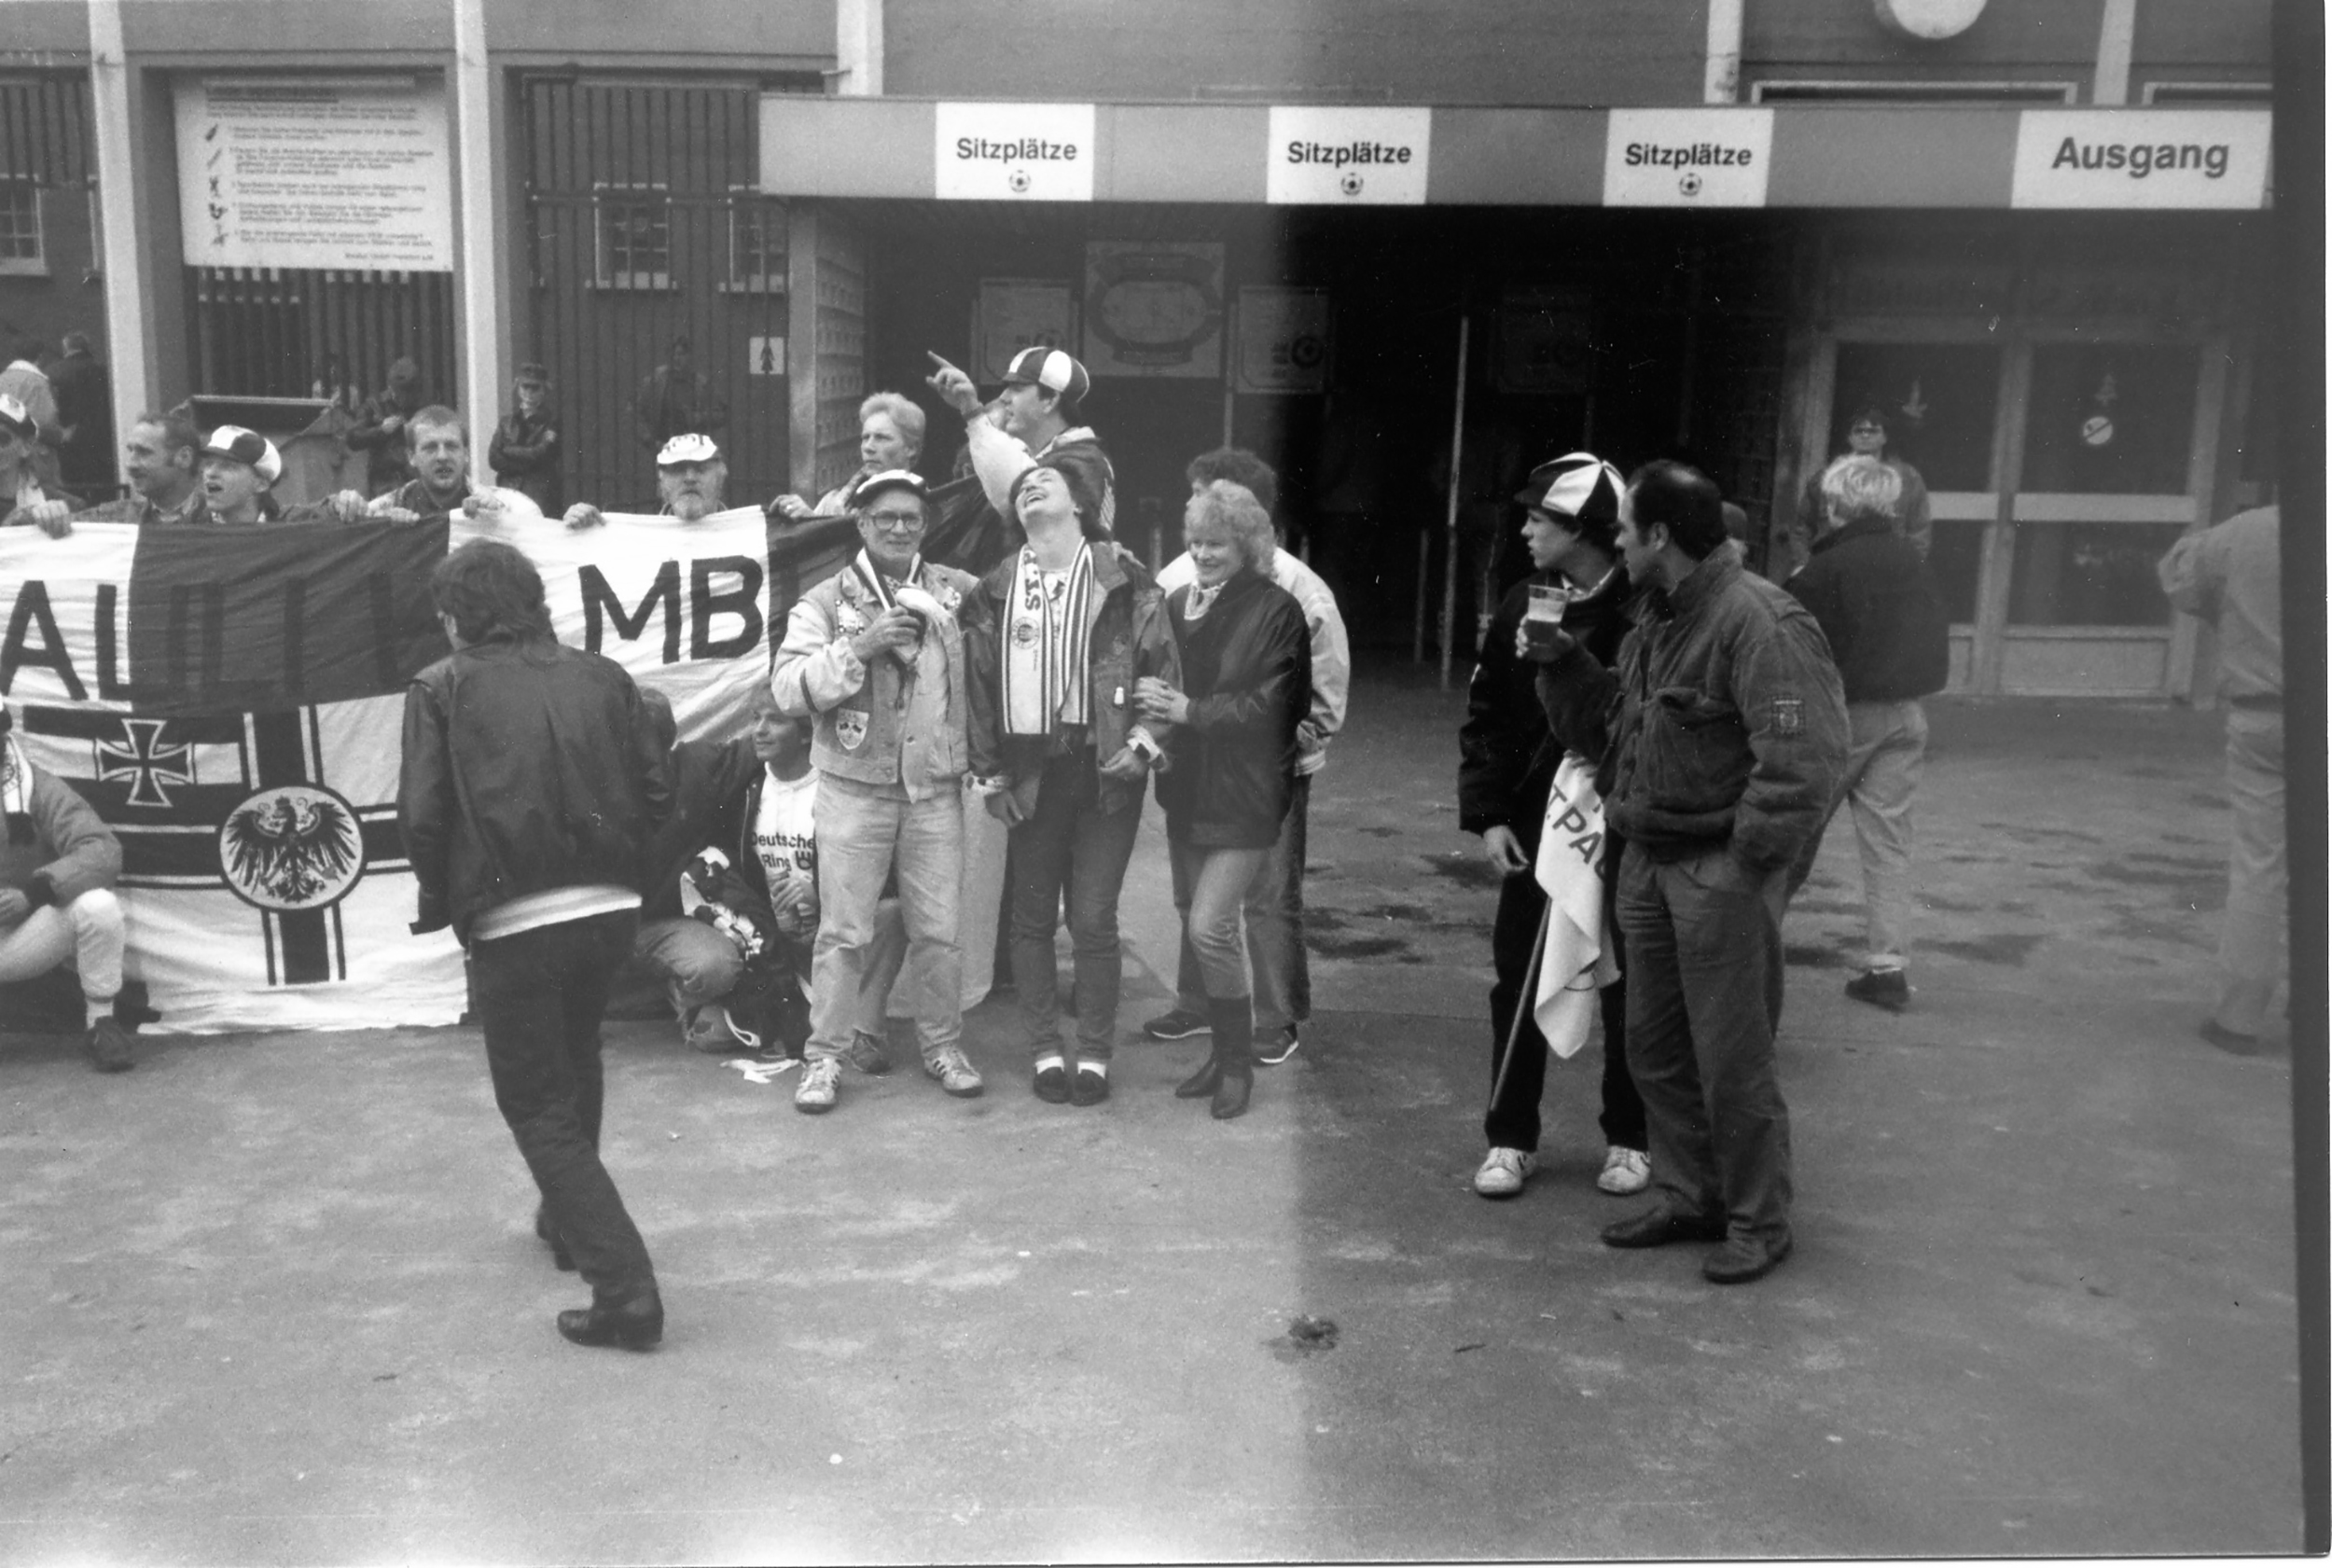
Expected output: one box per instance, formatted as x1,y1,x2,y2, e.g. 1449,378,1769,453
562,433,730,529
772,468,985,1115
400,538,672,1352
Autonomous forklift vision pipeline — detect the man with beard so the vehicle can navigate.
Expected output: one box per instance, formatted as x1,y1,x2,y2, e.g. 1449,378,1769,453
1461,453,1648,1202
562,434,732,529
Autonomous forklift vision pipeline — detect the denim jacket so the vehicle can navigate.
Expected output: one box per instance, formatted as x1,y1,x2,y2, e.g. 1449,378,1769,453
770,559,979,801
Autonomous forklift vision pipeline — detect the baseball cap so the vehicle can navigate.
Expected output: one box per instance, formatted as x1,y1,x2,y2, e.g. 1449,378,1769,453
1002,347,1090,407
0,394,34,442
514,362,550,388
1516,451,1624,522
657,433,722,466
854,468,928,509
201,424,283,485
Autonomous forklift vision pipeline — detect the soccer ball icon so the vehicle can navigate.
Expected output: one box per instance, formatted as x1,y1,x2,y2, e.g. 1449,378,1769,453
1008,169,1032,194
1340,171,1364,197
1679,172,1703,197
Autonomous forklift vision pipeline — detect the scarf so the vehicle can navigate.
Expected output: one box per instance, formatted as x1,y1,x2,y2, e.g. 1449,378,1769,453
3,731,32,845
850,548,920,611
1003,542,1093,737
1182,580,1226,622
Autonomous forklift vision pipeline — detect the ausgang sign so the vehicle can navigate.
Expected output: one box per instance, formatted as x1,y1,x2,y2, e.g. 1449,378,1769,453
1267,106,1431,205
2011,109,2270,209
1603,108,1773,207
934,103,1095,201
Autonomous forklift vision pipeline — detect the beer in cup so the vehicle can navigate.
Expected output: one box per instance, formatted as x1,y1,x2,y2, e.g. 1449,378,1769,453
1522,583,1568,653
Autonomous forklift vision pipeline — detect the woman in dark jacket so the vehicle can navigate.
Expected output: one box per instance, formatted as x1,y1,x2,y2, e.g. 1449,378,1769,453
1137,479,1311,1120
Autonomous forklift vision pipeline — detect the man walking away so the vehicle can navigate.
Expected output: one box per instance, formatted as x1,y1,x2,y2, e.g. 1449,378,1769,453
1536,462,1846,1285
1782,454,1950,1012
2158,502,2283,1052
399,540,672,1350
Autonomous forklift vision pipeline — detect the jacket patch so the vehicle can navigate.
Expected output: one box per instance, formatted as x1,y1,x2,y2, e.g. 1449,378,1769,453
1770,697,1805,738
835,708,869,750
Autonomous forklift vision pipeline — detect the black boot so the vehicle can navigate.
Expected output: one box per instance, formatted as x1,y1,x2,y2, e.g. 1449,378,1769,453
1209,995,1254,1121
1173,1043,1223,1099
557,1283,664,1350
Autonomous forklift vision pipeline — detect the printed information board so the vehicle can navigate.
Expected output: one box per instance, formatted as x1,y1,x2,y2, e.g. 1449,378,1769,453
175,77,455,271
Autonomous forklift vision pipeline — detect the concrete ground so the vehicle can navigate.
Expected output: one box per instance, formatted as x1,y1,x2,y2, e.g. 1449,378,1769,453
1,662,2306,1563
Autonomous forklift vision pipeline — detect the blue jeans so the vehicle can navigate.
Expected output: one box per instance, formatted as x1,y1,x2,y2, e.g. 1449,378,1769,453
468,909,656,1298
807,775,963,1064
1172,774,1311,1034
1617,843,1793,1246
1172,840,1271,1002
1007,749,1142,1063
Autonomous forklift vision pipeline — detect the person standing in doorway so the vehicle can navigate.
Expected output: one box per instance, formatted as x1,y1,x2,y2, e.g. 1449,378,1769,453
1790,407,1930,576
1781,455,1950,1013
489,363,563,514
2158,502,2284,1052
634,336,729,465
350,357,425,497
1464,452,1649,1201
49,333,113,494
398,539,672,1350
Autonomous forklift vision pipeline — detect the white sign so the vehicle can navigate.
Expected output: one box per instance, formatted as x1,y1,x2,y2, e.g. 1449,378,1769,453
175,77,455,271
2011,110,2271,210
1267,107,1431,205
1603,108,1773,207
934,103,1095,201
746,337,784,376
1235,287,1330,395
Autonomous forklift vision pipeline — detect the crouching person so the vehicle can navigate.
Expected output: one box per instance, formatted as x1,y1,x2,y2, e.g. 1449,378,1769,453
771,469,983,1115
0,706,133,1071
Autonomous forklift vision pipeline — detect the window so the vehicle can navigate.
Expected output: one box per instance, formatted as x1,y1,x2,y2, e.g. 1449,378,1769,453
2142,82,2272,104
726,191,786,294
594,185,671,290
1750,80,2077,104
0,184,45,275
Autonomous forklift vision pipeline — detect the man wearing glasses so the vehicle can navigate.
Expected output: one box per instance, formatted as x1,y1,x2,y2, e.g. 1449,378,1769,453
771,470,987,1114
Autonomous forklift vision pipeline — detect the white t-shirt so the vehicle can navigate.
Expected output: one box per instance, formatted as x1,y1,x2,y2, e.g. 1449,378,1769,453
755,768,818,897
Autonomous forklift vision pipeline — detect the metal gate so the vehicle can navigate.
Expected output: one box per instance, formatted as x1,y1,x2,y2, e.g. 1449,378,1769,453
184,268,457,403
520,75,816,511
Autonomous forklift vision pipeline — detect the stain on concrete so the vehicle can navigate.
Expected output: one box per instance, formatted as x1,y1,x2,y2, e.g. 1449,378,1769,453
1421,853,1503,889
1312,934,1411,960
1784,943,1851,969
2103,910,2211,948
1985,823,2107,845
1930,934,2047,966
1267,1315,1340,1362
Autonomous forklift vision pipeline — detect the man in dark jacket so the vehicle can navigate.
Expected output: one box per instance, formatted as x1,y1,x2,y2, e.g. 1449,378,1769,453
350,357,425,496
1534,461,1847,1285
1458,452,1648,1202
1783,454,1950,1012
398,538,672,1351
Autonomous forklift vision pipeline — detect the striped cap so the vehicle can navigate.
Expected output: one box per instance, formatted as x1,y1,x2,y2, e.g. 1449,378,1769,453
1002,346,1090,407
201,424,283,485
1516,451,1624,523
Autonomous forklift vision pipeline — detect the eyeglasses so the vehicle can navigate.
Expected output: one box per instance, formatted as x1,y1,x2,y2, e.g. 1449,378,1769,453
865,510,925,531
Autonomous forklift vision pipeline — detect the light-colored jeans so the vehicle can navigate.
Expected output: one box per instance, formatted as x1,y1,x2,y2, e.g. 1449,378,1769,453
2217,707,2285,1036
0,888,125,1006
635,908,907,1032
1172,840,1272,1002
807,774,963,1063
1172,775,1310,1034
1786,699,1926,972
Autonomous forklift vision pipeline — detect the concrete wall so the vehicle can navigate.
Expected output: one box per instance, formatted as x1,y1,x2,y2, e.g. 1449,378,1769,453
882,0,1708,104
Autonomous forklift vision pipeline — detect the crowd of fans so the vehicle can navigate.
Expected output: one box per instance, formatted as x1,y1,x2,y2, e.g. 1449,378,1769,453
0,334,2277,1345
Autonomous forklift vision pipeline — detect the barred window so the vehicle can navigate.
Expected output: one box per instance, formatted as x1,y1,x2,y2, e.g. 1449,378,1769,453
728,192,785,293
0,185,45,274
594,185,670,290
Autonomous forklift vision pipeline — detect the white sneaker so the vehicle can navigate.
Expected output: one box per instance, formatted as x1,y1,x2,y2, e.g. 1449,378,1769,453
1597,1145,1651,1196
922,1043,985,1099
793,1056,840,1114
1473,1146,1536,1199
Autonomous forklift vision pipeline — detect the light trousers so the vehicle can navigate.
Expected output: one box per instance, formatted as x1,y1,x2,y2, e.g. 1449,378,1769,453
807,775,963,1064
0,887,125,1005
2216,708,2285,1036
1786,699,1926,972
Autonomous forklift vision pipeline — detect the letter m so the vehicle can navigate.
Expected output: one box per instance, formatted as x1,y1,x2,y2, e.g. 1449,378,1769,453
581,562,682,663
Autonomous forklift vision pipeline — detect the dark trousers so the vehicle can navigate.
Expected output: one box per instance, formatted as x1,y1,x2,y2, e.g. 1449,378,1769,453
1007,750,1143,1063
469,909,656,1299
1616,843,1793,1244
1484,829,1645,1154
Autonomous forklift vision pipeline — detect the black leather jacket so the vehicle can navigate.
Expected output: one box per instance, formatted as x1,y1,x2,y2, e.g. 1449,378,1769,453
1155,567,1311,850
1458,562,1634,839
399,638,672,942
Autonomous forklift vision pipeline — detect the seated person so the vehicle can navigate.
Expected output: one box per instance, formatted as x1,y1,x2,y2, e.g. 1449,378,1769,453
631,687,904,1066
0,705,134,1072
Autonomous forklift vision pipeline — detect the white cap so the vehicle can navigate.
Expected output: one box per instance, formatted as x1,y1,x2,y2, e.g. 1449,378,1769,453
658,433,722,466
201,424,284,485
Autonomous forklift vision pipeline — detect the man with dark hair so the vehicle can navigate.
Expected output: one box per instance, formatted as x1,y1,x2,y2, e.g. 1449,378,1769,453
926,347,1117,537
322,407,531,525
1534,460,1846,1285
1783,455,1951,1013
633,336,729,462
350,356,424,496
1144,446,1348,1067
1461,452,1648,1200
399,538,673,1350
60,413,207,529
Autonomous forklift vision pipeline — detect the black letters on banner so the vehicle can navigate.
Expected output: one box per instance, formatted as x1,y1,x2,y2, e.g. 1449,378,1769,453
1,580,88,701
582,561,683,663
690,555,766,661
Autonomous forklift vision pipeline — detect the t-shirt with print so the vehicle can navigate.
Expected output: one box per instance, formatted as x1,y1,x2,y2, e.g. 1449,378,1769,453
755,768,819,984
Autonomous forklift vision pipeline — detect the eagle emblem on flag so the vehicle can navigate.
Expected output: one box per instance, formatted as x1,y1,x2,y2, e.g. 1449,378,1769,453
218,784,367,912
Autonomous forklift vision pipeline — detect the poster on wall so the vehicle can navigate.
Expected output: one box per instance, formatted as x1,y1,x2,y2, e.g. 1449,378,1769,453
1234,287,1331,395
175,76,455,272
974,280,1077,384
1494,288,1595,395
1082,242,1225,379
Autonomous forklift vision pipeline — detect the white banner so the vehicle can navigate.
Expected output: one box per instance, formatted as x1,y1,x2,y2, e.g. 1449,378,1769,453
449,506,777,743
1603,108,1773,207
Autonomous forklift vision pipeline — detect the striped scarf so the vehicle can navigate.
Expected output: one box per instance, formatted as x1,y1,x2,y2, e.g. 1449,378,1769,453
2,731,32,845
1003,543,1093,737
